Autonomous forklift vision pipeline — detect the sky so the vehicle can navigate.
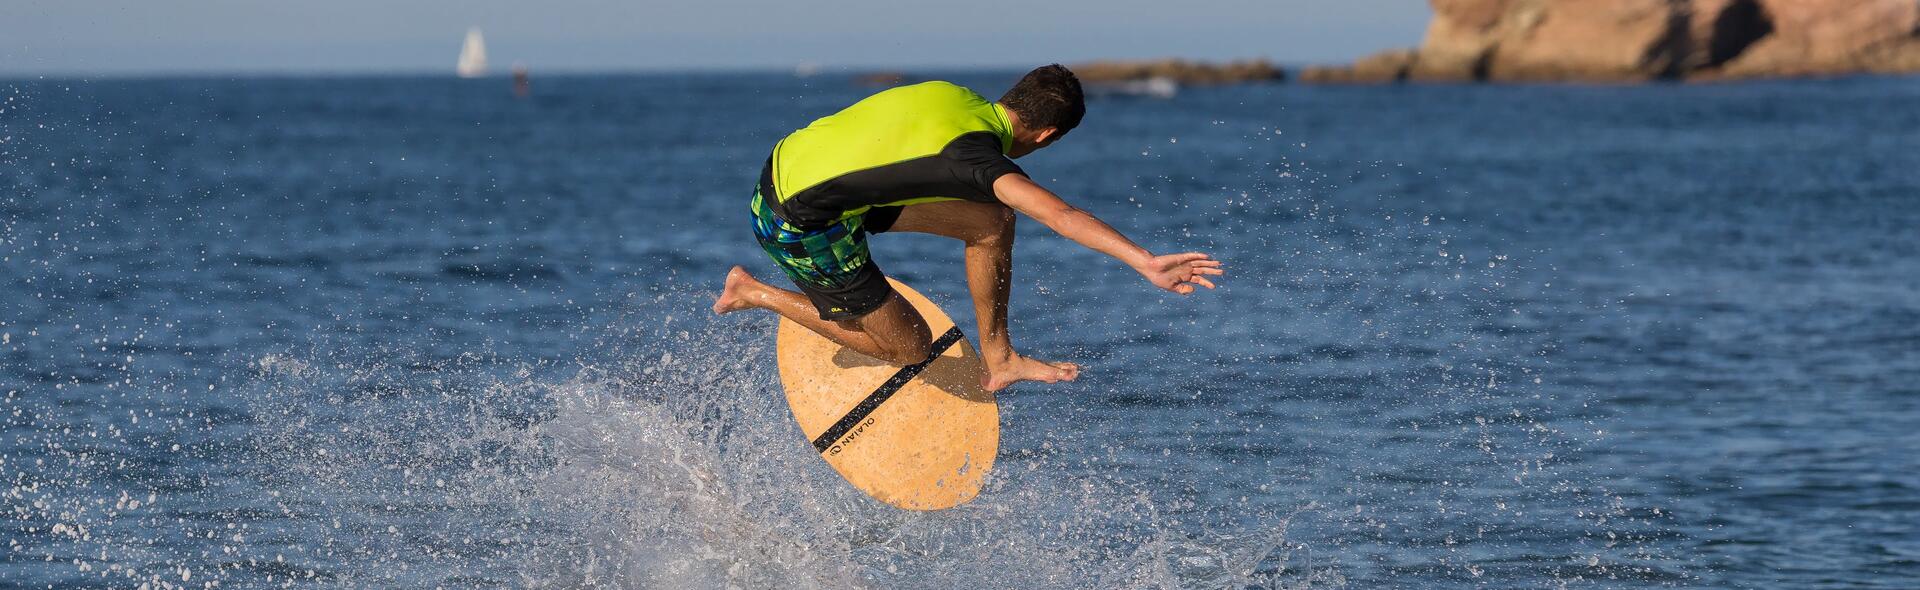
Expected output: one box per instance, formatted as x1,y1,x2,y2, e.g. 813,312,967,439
0,1,1432,76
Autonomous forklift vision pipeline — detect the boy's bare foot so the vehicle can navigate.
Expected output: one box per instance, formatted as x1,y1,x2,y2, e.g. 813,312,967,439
983,353,1080,392
712,266,763,315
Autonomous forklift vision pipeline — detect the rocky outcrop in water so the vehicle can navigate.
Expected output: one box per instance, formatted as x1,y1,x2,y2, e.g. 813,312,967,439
1072,59,1286,84
1707,0,1920,79
1299,0,1920,83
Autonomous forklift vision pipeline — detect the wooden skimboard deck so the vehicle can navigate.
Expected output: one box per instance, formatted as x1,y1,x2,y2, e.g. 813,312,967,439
776,279,998,510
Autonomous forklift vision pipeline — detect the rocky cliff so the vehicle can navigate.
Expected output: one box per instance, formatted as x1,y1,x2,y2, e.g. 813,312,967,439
1301,0,1920,83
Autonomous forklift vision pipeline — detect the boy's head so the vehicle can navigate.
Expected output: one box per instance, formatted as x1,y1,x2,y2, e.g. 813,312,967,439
999,64,1085,158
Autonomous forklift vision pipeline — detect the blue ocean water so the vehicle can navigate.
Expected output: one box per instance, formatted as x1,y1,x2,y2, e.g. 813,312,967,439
2,72,1917,588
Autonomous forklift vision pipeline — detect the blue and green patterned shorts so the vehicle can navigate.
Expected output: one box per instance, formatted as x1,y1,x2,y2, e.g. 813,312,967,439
750,191,902,320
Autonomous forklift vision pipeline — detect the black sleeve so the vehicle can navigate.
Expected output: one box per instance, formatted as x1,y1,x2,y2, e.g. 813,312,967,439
940,131,1026,203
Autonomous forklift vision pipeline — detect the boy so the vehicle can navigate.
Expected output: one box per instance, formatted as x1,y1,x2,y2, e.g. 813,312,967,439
714,65,1221,391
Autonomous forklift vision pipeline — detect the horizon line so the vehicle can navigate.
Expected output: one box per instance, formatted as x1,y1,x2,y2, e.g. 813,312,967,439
0,57,1349,82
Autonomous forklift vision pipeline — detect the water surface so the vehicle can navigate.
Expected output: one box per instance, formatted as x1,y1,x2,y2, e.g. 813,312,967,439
3,73,1917,588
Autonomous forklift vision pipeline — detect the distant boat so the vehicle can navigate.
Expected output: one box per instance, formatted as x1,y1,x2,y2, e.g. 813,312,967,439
456,28,488,78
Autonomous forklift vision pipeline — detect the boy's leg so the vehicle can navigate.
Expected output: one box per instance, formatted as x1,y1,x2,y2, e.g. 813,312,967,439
715,267,932,366
721,189,934,366
881,200,1079,391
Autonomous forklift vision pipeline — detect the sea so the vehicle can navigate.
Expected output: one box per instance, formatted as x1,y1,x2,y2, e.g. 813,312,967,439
2,71,1916,589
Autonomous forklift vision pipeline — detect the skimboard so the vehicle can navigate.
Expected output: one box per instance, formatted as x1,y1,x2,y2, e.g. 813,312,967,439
776,279,998,510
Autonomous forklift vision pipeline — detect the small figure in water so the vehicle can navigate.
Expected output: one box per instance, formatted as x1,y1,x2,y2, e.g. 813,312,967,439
511,63,530,98
715,65,1223,391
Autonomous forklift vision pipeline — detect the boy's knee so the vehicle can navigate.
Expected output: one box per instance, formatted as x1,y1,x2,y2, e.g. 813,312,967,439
881,322,933,365
868,337,929,366
968,205,1016,246
894,339,933,365
990,203,1015,225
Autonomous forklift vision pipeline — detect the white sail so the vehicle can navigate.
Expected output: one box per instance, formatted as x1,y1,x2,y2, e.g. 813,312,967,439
456,28,488,78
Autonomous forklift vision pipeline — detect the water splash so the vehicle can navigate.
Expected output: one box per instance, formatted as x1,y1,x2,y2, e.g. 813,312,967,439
231,298,1337,588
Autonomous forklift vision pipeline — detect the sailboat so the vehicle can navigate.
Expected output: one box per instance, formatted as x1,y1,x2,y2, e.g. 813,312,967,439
456,28,488,78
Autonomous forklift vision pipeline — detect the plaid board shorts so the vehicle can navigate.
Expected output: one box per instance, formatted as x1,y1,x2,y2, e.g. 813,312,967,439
750,190,903,320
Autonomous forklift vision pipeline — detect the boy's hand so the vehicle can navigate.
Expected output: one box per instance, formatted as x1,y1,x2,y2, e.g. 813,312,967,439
1134,252,1223,295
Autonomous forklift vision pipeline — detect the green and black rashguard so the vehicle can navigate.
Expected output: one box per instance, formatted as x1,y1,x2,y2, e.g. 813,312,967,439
751,81,1026,320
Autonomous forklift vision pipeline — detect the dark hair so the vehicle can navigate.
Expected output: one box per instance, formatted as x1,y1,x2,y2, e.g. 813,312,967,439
999,64,1085,135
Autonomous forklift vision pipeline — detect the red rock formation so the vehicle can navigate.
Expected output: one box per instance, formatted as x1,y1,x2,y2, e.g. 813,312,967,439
1412,0,1515,80
1685,0,1773,70
1713,0,1920,78
1300,0,1920,84
1482,0,1687,81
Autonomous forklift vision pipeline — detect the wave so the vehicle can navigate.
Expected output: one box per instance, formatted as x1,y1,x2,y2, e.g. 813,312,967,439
237,313,1333,589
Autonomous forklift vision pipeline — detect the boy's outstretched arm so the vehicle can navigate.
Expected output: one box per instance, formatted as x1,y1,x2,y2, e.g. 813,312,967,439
992,174,1223,295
